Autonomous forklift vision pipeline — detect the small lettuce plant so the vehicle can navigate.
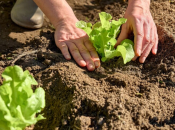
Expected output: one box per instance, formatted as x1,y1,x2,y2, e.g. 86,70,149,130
0,65,45,130
76,12,134,64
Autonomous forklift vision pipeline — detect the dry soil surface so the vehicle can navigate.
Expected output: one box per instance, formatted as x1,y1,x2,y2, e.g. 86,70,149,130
0,0,175,130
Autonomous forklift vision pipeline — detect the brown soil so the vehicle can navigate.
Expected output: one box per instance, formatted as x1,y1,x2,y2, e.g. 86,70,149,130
0,0,175,130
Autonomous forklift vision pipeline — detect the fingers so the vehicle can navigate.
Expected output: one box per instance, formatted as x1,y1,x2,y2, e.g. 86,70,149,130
139,25,154,63
75,42,95,71
54,20,100,71
56,41,71,60
73,38,100,71
84,39,100,68
142,22,151,52
62,38,100,71
152,25,158,55
139,41,154,63
67,41,87,67
133,19,144,56
56,37,100,71
132,55,138,61
133,25,158,63
115,23,128,48
133,16,158,63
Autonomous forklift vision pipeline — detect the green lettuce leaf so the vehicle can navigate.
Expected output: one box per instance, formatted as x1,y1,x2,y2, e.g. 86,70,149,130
76,12,134,64
120,39,135,64
101,39,134,63
99,12,112,29
76,21,92,35
0,65,45,130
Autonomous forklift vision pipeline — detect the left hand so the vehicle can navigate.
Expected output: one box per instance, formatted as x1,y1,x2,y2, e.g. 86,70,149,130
116,0,158,63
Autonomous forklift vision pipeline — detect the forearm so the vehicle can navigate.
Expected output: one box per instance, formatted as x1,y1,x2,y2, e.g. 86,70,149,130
128,0,150,9
127,0,151,15
33,0,77,28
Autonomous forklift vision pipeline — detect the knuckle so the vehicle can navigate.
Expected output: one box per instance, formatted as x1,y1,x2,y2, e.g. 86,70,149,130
145,20,150,25
142,52,149,58
84,41,96,52
88,47,96,52
86,58,93,62
57,40,64,46
145,36,150,43
79,48,89,54
137,33,144,38
60,44,67,50
149,41,154,46
134,15,143,23
77,57,84,62
70,47,79,54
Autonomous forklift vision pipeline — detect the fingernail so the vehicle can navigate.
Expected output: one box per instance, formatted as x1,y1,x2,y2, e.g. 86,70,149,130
80,60,86,66
65,54,71,60
95,61,99,67
88,63,95,71
142,57,146,63
137,50,141,56
154,49,157,54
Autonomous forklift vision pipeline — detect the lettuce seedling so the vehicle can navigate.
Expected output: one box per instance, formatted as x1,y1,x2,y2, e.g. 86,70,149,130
76,12,135,64
0,65,45,130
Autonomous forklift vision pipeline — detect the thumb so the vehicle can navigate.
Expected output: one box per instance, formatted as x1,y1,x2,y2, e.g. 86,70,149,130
115,23,129,48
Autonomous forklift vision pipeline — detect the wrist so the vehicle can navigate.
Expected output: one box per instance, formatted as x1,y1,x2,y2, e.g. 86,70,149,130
34,0,78,29
53,1,78,28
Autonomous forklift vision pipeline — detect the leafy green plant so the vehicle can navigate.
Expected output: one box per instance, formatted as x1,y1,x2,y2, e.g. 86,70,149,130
76,12,135,64
0,65,45,130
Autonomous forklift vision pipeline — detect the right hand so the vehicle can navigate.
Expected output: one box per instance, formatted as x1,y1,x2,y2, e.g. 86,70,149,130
54,18,100,71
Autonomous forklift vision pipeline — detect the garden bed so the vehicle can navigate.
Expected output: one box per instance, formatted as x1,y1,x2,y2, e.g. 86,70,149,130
0,0,175,130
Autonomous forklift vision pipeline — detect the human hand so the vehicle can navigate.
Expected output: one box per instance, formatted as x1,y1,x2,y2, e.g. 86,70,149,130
54,18,100,71
34,0,100,71
116,0,158,63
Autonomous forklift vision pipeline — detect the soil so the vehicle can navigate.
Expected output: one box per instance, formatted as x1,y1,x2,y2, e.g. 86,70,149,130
0,0,175,130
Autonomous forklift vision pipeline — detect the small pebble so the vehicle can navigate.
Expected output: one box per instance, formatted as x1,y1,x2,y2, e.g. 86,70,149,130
44,59,52,65
97,117,104,125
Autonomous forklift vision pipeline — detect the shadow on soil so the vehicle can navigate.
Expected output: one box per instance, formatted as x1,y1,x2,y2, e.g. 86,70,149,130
149,110,175,127
34,70,76,130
